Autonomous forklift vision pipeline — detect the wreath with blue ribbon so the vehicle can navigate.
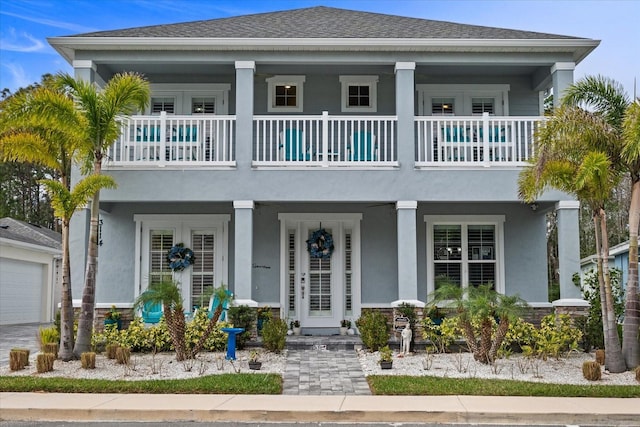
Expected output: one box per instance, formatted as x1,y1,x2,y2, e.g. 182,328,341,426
166,243,196,271
306,229,334,259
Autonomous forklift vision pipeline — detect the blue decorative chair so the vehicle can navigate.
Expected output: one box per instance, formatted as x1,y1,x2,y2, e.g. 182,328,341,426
349,131,377,161
141,299,163,324
279,129,311,161
208,289,233,321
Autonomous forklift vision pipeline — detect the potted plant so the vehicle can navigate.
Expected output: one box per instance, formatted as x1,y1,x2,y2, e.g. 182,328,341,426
340,319,351,336
426,304,444,326
257,306,272,335
290,320,301,336
379,345,393,369
103,305,122,330
248,350,262,370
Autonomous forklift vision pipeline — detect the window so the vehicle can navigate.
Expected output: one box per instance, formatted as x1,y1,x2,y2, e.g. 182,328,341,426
426,215,505,295
266,76,305,113
339,76,378,113
149,230,173,284
472,98,494,115
151,97,175,114
417,84,509,116
192,98,215,114
432,98,456,115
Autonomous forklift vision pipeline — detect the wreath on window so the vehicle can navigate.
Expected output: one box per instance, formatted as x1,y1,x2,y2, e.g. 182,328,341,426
166,243,196,271
306,229,334,259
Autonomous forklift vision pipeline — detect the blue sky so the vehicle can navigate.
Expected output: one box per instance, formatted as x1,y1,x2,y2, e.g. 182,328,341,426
1,0,638,97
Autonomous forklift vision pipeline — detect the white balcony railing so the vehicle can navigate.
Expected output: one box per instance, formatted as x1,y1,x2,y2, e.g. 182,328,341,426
253,112,398,166
415,113,543,166
106,112,236,166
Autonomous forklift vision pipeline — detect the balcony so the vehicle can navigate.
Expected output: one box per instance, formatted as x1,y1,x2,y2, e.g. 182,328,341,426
106,112,236,167
415,114,543,167
106,112,543,169
253,112,398,167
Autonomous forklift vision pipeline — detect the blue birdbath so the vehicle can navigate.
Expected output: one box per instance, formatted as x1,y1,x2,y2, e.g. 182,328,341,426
220,327,245,360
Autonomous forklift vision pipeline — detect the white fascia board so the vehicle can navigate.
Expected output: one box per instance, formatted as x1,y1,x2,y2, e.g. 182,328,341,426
48,37,600,65
0,238,62,255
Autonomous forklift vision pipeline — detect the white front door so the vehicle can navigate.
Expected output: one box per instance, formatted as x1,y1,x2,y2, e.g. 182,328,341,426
279,214,362,330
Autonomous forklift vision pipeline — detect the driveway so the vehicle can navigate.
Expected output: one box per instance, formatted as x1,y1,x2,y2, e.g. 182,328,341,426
0,323,50,367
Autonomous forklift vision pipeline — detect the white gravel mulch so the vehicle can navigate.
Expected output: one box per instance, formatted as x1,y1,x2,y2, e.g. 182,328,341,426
357,349,640,386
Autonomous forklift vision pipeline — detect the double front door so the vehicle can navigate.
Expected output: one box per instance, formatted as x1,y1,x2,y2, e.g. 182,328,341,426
279,214,361,329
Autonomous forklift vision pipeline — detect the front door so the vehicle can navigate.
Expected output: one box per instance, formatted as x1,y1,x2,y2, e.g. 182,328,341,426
279,214,361,331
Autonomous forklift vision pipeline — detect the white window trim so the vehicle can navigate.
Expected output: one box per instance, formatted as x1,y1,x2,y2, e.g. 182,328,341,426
339,75,378,113
266,75,305,113
133,214,230,304
417,84,510,116
424,215,506,297
148,84,231,115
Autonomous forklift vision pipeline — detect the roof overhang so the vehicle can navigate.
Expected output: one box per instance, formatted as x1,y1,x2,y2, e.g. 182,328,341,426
0,237,62,256
48,36,600,66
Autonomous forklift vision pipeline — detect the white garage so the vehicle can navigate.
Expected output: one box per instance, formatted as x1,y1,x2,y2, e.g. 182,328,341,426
0,218,61,325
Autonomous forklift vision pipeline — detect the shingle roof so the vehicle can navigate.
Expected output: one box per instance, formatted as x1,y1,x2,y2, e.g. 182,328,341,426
0,218,61,250
71,6,580,40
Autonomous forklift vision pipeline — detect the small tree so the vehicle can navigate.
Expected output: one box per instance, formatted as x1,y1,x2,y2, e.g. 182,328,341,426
431,283,527,364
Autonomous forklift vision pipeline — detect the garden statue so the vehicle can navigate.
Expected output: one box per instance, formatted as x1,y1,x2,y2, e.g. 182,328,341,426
401,323,412,355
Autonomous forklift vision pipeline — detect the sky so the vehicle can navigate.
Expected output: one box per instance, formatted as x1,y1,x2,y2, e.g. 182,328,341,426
1,0,639,97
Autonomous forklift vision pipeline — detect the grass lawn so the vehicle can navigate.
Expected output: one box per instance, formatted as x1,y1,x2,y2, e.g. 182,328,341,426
0,373,282,394
367,375,640,398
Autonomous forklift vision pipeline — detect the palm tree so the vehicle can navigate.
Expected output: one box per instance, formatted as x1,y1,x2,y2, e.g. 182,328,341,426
191,284,233,358
563,76,638,369
134,279,188,361
518,104,627,373
431,283,527,364
55,72,150,357
0,84,115,361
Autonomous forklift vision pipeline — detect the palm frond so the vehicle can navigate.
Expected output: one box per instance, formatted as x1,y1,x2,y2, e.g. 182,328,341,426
562,75,630,130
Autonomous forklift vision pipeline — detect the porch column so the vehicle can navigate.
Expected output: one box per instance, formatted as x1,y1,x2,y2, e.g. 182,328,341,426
233,200,257,307
394,201,422,306
551,62,575,108
395,62,415,168
555,200,582,299
235,61,255,169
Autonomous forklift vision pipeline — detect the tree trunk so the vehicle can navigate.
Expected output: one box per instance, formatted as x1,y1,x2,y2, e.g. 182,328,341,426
191,304,224,357
623,179,640,369
475,318,493,364
489,318,510,362
58,221,75,361
73,159,102,357
460,317,479,356
597,209,626,372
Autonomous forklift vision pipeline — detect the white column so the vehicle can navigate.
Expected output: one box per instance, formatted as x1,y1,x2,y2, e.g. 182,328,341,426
555,200,582,300
394,201,424,307
235,61,255,169
233,200,257,307
551,62,575,107
395,62,416,168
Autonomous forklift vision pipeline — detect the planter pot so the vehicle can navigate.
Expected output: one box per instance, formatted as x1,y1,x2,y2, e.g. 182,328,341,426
339,327,348,336
347,328,355,336
380,361,393,370
104,318,121,330
293,327,301,336
248,361,262,370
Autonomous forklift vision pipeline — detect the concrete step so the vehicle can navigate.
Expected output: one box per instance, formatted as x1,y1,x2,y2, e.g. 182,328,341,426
285,335,363,350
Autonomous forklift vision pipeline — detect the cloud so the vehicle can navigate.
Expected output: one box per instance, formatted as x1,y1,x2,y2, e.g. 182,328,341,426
0,28,45,52
1,62,33,90
0,10,97,33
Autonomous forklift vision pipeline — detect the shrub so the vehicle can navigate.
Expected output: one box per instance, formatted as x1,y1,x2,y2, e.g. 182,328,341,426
422,316,461,353
228,305,255,350
81,352,96,369
636,367,640,383
36,353,55,373
38,326,59,351
595,349,605,365
356,311,389,351
184,310,228,352
106,343,119,359
582,360,601,381
9,349,26,371
43,343,59,359
262,318,288,353
115,347,131,364
579,268,624,351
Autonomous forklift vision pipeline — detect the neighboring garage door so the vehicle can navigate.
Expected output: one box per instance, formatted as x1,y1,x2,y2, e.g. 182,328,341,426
0,258,44,325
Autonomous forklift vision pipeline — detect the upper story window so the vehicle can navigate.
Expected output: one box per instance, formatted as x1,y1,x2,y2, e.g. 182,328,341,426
339,76,378,113
151,97,175,114
417,84,509,116
431,98,456,115
266,75,305,113
192,98,215,114
472,98,495,115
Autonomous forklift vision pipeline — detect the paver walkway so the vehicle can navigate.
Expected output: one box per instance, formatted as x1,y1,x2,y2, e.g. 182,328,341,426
282,348,371,395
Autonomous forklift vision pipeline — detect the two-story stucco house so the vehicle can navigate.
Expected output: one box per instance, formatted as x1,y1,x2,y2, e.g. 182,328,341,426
48,6,598,333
